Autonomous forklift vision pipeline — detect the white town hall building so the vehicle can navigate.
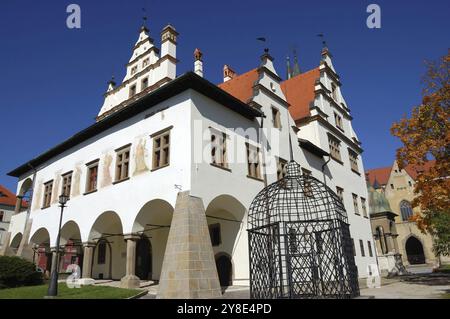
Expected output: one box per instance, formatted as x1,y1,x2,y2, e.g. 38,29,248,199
1,21,376,298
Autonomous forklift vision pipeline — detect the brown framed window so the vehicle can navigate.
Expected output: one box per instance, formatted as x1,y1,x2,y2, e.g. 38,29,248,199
352,193,359,215
86,161,99,193
302,168,313,196
359,239,365,257
334,112,344,131
0,211,4,222
246,143,261,180
348,149,359,173
209,223,221,246
61,172,72,199
129,84,137,97
152,128,171,170
336,186,344,204
141,77,148,90
115,145,131,182
142,58,149,68
328,134,341,162
211,130,228,169
276,157,287,180
367,241,373,257
42,180,53,208
271,106,282,129
361,197,368,218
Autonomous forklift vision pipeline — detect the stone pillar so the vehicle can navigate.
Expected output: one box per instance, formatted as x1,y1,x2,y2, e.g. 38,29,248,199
80,242,95,285
14,196,23,214
120,234,141,289
157,191,221,299
17,219,34,261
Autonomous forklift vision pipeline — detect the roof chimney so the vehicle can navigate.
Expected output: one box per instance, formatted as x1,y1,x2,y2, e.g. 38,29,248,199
194,48,203,77
223,65,237,82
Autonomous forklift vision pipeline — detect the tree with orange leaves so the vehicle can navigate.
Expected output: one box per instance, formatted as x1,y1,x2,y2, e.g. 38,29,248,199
391,51,449,257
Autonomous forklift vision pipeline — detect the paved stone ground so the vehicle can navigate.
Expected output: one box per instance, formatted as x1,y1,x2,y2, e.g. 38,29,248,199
360,271,450,299
94,268,450,299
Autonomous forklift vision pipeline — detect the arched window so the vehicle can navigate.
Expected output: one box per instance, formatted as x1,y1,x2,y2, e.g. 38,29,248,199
400,200,413,221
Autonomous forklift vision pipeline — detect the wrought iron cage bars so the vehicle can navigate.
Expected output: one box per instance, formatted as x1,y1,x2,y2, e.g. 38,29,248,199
247,161,359,299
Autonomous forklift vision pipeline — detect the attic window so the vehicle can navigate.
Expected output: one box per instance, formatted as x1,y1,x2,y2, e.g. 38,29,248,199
131,65,138,76
331,83,338,101
270,82,276,92
142,58,150,68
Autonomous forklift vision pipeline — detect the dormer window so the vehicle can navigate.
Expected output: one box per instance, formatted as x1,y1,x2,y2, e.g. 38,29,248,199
129,84,137,97
142,58,150,68
131,65,138,76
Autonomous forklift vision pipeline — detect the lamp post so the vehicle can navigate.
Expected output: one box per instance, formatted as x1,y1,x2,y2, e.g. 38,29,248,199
46,194,69,297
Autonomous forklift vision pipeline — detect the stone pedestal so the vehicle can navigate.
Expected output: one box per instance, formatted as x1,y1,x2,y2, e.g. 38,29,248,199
81,242,95,285
120,234,141,289
157,191,221,299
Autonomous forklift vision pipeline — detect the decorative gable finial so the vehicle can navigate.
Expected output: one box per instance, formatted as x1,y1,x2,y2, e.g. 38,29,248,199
286,56,292,80
141,7,149,32
194,48,203,61
292,49,301,76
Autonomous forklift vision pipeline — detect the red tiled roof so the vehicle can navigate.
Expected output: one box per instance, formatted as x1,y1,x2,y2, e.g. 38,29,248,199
281,68,320,121
366,160,436,186
0,184,21,208
404,160,436,180
366,167,392,186
218,68,259,104
218,67,320,122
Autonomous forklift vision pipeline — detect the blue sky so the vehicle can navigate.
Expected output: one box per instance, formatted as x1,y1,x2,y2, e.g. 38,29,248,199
0,0,448,192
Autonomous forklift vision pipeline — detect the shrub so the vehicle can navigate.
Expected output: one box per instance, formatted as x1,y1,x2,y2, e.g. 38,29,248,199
0,256,43,289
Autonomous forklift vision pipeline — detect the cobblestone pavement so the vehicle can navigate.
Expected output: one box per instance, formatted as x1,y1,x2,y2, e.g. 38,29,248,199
93,271,449,299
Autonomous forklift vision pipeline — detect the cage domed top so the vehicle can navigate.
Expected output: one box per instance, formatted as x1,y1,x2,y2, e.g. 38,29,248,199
248,161,348,230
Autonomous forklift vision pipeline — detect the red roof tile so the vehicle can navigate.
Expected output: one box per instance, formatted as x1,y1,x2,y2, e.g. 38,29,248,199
366,167,392,186
218,67,320,122
0,184,20,207
366,160,436,186
218,68,259,104
281,68,320,121
404,160,436,180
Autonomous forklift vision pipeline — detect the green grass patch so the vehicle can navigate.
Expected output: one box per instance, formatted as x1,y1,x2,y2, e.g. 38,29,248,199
0,283,142,299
